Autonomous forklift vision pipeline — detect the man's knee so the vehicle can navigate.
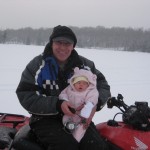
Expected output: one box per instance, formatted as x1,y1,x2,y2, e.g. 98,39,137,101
79,123,109,150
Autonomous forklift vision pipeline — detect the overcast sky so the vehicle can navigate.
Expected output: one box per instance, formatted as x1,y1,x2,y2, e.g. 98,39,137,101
0,0,150,30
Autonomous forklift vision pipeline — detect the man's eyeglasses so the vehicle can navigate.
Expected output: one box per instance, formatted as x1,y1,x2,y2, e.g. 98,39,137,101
53,41,73,47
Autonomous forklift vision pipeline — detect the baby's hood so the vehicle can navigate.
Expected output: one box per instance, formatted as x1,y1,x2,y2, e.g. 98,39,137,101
69,67,97,89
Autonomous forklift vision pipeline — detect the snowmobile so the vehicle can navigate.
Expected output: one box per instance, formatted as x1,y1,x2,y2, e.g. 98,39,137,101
97,94,150,150
0,94,150,150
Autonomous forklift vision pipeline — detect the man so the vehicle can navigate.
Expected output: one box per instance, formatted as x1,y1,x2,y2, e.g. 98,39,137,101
16,25,111,150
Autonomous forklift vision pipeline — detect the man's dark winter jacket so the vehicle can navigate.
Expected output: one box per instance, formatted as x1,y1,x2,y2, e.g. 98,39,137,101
16,45,111,116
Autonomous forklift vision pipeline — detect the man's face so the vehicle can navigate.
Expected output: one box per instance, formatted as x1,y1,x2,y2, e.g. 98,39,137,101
52,40,74,64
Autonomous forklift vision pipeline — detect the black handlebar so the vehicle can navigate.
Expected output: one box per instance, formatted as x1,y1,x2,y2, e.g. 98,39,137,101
107,94,150,131
107,94,128,112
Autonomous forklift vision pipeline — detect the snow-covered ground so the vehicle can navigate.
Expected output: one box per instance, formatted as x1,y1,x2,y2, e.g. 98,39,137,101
0,44,150,124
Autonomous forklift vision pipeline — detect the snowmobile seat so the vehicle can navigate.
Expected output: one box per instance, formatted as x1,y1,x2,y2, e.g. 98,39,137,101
11,124,44,150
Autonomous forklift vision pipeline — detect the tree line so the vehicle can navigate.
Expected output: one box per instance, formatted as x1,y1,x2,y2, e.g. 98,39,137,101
0,26,150,53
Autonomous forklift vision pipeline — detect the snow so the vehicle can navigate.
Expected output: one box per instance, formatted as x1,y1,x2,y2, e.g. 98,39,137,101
0,44,150,124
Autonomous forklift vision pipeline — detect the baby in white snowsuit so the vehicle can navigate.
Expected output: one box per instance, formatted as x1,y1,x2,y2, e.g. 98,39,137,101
59,67,99,142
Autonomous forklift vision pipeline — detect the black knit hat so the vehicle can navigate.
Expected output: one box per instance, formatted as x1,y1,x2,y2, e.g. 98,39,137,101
49,25,77,47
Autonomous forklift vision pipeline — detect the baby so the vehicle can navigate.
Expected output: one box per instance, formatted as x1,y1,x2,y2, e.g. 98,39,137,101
59,67,99,142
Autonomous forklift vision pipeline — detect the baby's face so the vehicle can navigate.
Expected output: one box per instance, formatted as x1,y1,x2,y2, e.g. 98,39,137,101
74,81,89,92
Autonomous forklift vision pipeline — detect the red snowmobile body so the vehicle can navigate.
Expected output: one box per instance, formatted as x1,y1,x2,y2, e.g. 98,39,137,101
96,122,150,150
